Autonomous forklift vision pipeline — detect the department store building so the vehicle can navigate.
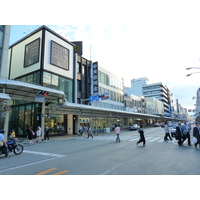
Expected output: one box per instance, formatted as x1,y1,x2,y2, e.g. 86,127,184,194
5,25,164,138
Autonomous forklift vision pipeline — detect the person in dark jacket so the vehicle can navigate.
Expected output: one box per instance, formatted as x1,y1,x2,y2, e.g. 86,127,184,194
193,122,200,148
176,122,184,146
137,125,146,146
26,126,34,146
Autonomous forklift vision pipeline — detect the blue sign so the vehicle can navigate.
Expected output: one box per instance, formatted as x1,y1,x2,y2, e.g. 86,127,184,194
89,95,101,102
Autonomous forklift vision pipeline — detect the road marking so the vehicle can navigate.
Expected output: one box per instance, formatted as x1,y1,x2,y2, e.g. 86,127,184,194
0,151,66,174
36,168,57,175
101,163,124,175
148,137,162,142
23,150,65,158
52,170,69,175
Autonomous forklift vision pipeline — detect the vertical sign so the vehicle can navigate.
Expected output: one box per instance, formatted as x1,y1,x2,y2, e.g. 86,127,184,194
93,62,98,95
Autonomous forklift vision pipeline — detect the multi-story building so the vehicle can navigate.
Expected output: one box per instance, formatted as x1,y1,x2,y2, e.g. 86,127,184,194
8,26,75,136
142,82,171,114
124,77,149,97
3,25,181,138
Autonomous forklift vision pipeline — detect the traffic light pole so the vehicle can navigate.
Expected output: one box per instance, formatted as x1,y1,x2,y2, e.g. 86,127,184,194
41,102,45,139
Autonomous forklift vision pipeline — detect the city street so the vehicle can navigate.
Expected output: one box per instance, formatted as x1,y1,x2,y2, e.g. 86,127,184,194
0,127,200,175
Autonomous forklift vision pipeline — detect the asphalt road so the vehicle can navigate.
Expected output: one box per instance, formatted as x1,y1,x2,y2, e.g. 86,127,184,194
1,127,200,175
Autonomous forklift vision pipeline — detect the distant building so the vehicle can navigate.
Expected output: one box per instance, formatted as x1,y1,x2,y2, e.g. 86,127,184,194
124,77,149,97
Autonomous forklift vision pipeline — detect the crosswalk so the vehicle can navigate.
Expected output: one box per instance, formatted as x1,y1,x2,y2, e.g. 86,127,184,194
78,135,176,143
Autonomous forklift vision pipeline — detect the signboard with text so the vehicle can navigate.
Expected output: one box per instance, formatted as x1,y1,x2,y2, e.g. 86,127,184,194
93,62,98,95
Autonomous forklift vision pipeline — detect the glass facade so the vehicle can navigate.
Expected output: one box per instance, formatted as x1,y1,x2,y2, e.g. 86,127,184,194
98,70,123,91
9,101,40,136
15,71,40,85
43,71,73,102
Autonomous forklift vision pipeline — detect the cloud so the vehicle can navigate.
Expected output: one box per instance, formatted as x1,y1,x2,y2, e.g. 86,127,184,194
48,18,200,110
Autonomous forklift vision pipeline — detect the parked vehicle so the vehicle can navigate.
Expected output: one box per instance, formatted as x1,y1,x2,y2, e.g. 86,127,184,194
171,124,178,137
160,123,165,128
129,124,140,131
154,123,161,127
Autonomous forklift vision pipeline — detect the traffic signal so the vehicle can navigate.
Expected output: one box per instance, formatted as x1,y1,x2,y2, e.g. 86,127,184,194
37,91,49,96
99,93,109,100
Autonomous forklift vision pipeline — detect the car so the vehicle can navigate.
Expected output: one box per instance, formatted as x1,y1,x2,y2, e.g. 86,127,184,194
160,123,165,128
154,123,161,127
171,124,178,137
129,124,140,131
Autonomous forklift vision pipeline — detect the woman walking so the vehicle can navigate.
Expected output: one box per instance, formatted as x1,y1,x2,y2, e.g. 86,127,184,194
137,125,146,146
115,124,120,142
26,126,34,146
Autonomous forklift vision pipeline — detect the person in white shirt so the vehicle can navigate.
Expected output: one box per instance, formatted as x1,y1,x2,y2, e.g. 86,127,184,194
0,129,8,158
182,121,192,146
164,122,172,141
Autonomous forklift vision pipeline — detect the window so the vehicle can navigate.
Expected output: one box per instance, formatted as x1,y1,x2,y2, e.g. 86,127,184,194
50,41,69,70
51,74,59,89
24,38,40,67
43,72,51,87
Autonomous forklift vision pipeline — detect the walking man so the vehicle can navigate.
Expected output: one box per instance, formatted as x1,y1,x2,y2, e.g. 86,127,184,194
137,125,146,146
83,125,88,139
182,122,192,146
193,122,200,148
176,122,184,146
164,122,172,141
87,126,93,139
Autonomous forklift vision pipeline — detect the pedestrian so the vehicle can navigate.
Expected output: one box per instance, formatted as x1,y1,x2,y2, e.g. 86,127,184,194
35,126,42,143
0,129,8,158
164,122,172,141
87,126,93,139
182,121,192,146
61,125,65,135
137,124,146,146
78,125,83,136
176,122,184,146
115,124,120,142
112,124,115,132
44,124,49,140
193,122,200,148
83,125,88,139
26,126,34,146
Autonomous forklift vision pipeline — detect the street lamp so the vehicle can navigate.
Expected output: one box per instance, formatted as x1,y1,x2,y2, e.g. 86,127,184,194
186,72,200,77
186,67,200,77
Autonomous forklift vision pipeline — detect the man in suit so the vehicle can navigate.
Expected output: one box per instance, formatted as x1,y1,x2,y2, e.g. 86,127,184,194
182,121,192,146
193,122,200,148
176,122,184,146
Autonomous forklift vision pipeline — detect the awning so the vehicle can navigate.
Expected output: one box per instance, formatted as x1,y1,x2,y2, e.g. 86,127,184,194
49,102,161,120
0,79,66,102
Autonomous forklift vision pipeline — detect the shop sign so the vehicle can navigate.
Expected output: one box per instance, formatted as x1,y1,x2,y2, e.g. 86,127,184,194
93,62,98,94
4,105,11,111
80,118,89,123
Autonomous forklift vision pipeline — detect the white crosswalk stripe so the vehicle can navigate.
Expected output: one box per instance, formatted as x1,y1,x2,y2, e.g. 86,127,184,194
79,135,170,143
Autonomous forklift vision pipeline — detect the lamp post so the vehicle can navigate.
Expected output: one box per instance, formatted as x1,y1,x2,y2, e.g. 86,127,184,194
186,67,200,77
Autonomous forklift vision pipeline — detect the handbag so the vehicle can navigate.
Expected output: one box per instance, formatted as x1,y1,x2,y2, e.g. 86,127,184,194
0,141,3,147
192,137,197,144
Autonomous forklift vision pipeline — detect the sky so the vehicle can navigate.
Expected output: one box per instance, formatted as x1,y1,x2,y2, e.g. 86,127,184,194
6,0,200,112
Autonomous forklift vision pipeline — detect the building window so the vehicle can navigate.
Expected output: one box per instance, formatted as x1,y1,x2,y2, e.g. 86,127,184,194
24,38,40,68
50,40,69,70
43,72,51,87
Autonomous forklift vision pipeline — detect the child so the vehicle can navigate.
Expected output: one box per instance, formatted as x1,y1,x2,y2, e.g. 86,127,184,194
137,125,146,146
